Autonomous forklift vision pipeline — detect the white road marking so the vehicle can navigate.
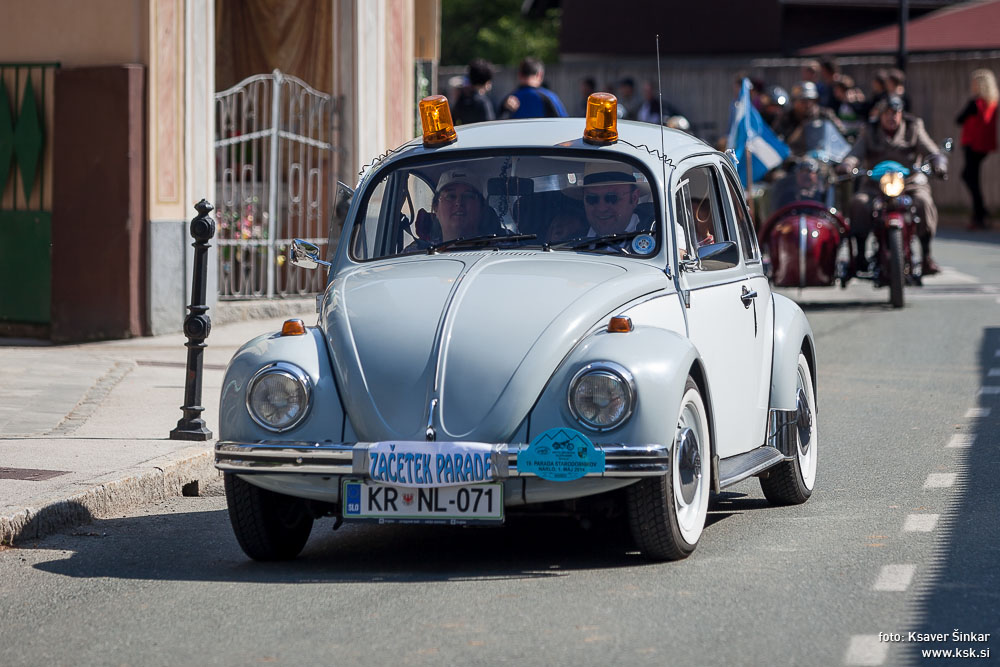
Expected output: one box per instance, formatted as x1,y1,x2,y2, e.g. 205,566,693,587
845,635,888,666
978,386,1000,396
947,434,974,448
989,368,1000,377
904,514,940,532
924,473,957,488
965,407,991,418
873,564,917,591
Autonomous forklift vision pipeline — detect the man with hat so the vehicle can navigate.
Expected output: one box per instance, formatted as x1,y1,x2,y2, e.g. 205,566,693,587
572,163,652,237
839,95,948,274
569,162,688,255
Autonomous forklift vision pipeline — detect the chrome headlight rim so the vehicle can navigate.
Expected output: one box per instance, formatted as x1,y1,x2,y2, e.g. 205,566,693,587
245,362,313,433
567,361,636,432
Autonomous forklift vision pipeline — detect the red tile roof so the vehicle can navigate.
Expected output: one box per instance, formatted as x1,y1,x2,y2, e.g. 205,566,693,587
801,0,1000,54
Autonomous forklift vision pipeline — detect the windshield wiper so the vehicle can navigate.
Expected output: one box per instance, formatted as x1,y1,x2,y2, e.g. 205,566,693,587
427,233,537,254
551,230,650,251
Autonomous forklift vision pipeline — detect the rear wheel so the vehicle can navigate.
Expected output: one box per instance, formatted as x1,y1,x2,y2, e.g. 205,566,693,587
627,378,711,560
888,227,905,308
224,473,314,561
760,352,817,505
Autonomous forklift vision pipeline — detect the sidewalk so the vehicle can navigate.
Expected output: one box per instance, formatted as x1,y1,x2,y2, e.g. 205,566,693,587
0,308,316,545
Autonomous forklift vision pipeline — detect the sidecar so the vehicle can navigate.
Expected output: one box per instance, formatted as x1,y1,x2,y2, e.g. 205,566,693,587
758,200,851,288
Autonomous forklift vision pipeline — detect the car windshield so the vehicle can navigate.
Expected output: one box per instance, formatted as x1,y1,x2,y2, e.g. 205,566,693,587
349,154,663,261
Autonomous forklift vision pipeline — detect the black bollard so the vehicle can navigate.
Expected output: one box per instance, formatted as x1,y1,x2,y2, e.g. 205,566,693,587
170,199,215,441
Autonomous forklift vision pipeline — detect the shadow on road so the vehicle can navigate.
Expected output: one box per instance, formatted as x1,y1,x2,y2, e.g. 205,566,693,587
901,326,1000,665
27,490,757,583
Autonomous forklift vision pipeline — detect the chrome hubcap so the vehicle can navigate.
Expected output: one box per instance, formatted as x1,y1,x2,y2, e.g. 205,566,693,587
676,426,702,505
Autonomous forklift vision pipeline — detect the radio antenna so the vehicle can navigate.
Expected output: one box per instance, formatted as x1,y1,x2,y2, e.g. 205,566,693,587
655,34,676,279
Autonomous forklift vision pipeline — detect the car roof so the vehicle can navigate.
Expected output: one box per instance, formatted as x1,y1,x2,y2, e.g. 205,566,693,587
379,118,715,172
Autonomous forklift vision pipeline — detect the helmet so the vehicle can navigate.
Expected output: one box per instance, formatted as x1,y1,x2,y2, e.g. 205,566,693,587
764,85,789,108
791,81,819,101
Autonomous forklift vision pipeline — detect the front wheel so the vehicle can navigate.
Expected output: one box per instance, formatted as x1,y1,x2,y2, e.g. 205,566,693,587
224,473,314,561
627,378,711,560
888,226,905,308
760,352,818,505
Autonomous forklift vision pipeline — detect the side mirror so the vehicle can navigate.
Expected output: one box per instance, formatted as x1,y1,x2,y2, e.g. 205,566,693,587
696,240,740,270
942,138,953,153
289,239,331,270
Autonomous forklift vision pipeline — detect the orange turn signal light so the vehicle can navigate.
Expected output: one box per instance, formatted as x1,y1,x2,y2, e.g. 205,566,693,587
607,316,633,333
584,93,618,145
419,95,458,147
281,318,307,336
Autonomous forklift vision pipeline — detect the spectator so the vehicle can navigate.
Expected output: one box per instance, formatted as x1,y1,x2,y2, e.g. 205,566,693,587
819,58,839,109
452,59,496,126
617,77,639,120
864,69,889,122
885,68,912,112
577,76,596,116
956,69,999,229
636,80,683,125
832,73,867,138
499,57,568,119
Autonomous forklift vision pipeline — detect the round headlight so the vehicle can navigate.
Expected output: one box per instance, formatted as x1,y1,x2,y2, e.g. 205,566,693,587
246,363,312,432
879,172,905,197
568,362,635,431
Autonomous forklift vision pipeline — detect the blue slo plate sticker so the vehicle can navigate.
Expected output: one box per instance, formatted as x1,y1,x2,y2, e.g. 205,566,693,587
519,428,605,482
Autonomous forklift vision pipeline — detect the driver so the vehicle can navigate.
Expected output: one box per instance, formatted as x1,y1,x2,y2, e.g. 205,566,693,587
839,95,947,274
432,169,487,240
777,81,847,156
410,168,497,248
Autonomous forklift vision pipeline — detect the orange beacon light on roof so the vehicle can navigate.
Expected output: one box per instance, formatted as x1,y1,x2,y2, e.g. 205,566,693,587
584,93,618,145
419,95,458,147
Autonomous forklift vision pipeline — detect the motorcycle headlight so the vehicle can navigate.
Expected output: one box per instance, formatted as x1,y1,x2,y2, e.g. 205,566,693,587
568,362,635,431
246,362,312,432
879,172,905,197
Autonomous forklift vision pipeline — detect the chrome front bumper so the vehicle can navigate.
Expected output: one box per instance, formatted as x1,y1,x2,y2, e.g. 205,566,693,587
215,441,671,478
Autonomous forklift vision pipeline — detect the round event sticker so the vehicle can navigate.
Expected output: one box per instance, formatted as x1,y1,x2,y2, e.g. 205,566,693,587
518,428,606,482
631,234,655,255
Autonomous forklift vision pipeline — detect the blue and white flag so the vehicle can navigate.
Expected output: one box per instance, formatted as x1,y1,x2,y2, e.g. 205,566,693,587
727,78,789,187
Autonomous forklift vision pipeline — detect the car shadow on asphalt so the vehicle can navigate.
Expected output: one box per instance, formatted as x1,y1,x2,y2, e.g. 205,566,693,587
26,492,765,583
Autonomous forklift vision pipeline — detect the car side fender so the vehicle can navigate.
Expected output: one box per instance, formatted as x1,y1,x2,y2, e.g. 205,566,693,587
770,293,817,412
529,326,702,448
219,327,344,442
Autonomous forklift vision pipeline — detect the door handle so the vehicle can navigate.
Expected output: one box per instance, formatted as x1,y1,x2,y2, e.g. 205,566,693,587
741,286,757,308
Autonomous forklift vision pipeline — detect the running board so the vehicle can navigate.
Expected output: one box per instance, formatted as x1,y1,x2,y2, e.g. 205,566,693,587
718,446,785,489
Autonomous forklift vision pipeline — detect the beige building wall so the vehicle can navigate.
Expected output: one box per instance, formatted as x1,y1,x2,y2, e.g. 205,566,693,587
0,0,149,65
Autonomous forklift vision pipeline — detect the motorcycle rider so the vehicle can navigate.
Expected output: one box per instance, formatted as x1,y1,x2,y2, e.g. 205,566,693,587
775,81,847,155
839,95,948,275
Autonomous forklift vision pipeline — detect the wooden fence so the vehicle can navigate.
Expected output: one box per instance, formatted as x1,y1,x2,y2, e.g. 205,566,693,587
441,51,1000,216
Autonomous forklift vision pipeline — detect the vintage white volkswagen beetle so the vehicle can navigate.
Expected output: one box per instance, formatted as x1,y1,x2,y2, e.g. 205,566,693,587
216,94,818,561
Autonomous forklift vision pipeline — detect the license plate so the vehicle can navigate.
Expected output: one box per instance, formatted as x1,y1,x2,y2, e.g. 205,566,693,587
341,480,503,524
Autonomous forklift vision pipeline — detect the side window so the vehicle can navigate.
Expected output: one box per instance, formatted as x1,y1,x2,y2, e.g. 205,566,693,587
723,172,760,261
682,166,735,268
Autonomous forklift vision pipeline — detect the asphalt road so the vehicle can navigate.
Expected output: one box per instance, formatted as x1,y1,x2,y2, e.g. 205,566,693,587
1,230,997,667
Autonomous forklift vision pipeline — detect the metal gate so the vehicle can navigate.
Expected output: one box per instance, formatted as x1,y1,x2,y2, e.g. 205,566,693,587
215,69,336,299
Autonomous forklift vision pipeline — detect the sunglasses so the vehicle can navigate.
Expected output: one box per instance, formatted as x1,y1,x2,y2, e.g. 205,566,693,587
584,193,624,206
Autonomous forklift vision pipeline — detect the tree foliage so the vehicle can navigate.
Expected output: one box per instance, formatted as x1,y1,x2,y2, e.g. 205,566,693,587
440,0,561,66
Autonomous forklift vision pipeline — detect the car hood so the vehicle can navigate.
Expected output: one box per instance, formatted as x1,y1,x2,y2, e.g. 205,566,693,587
325,253,668,442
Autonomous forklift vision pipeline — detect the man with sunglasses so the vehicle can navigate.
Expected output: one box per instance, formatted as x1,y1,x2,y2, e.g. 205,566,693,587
573,163,652,237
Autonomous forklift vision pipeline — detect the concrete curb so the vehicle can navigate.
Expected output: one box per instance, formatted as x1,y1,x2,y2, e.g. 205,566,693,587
0,444,218,546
